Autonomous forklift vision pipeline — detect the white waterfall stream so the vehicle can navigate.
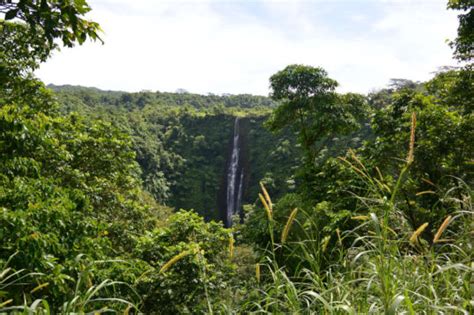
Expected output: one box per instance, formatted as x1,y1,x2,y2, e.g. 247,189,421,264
236,170,244,216
226,117,243,227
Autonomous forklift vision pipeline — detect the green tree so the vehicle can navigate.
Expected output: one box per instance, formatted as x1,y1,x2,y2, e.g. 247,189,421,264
0,0,157,309
267,65,363,163
266,65,367,197
448,0,473,62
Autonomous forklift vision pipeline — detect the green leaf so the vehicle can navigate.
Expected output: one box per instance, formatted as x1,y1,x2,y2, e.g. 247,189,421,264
5,9,19,20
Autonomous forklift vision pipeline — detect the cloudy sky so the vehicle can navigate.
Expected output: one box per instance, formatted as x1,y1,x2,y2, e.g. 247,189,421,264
36,0,459,96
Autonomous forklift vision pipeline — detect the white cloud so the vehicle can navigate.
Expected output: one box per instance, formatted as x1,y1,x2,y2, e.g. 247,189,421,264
36,0,459,96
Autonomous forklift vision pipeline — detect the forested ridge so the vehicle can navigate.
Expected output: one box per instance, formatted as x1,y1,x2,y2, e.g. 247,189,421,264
1,0,473,314
49,84,276,110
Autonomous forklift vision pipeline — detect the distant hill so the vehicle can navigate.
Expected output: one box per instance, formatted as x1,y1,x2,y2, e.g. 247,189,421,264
48,84,276,110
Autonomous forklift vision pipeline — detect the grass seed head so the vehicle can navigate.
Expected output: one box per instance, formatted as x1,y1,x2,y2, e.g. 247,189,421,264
433,215,452,244
159,250,193,274
321,235,331,252
255,263,261,283
229,235,235,259
259,193,272,220
259,182,273,211
352,215,369,221
281,208,298,244
409,222,429,244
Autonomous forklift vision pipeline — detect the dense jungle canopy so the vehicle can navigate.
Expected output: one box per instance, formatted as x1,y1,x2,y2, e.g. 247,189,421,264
0,0,473,313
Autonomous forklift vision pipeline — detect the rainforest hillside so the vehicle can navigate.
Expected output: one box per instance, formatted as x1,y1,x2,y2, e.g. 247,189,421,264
1,0,473,314
49,85,302,222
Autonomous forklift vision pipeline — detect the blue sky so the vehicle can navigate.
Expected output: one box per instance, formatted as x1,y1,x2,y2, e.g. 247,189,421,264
36,0,459,95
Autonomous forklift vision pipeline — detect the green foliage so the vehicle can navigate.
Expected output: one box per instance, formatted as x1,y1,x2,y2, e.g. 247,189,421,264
237,145,473,314
241,193,303,251
426,67,473,114
247,116,300,199
1,0,473,313
0,1,163,311
448,0,473,62
363,79,473,232
133,210,234,313
240,63,473,312
0,78,166,307
0,22,49,85
0,0,101,107
49,84,275,111
267,64,369,201
267,65,365,160
0,22,61,117
0,253,141,314
50,85,297,220
0,0,102,49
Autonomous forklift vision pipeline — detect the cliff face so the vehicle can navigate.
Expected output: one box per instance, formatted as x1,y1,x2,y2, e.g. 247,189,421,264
164,113,298,225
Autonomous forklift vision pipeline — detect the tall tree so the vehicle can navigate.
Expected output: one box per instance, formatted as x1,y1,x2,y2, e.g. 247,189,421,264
267,65,363,169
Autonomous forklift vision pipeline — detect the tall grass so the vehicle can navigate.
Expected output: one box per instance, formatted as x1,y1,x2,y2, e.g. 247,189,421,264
237,112,473,314
0,254,140,314
241,183,472,313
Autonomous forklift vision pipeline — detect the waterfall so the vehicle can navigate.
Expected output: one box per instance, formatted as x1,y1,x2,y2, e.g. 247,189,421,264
236,170,244,218
226,117,244,227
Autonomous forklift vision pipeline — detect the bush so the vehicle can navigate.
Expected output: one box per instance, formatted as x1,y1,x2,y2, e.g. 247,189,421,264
133,210,235,313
